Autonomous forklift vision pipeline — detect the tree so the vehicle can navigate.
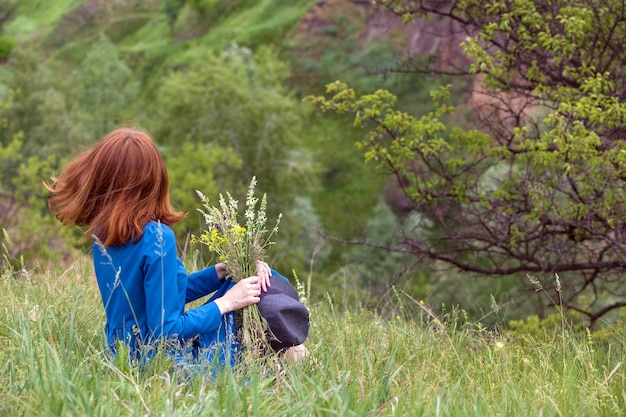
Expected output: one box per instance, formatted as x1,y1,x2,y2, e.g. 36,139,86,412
1,48,55,151
70,33,139,139
0,116,72,268
339,198,422,293
308,0,626,326
0,0,16,32
165,140,243,237
150,44,313,208
0,47,90,156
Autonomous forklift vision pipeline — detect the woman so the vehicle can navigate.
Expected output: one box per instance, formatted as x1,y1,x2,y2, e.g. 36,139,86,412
45,127,280,367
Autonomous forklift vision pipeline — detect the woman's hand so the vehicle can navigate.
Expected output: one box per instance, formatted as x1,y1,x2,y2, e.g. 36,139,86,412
215,262,228,280
214,276,262,314
256,260,272,292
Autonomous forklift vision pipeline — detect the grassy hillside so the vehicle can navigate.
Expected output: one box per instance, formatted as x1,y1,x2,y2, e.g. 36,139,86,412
4,0,83,42
1,260,624,416
5,0,316,77
1,5,625,414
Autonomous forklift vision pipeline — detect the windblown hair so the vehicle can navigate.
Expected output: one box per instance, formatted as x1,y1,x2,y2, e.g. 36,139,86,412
45,128,185,247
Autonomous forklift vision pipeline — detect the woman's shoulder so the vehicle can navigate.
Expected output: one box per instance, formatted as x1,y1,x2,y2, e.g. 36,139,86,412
91,221,176,257
142,220,176,243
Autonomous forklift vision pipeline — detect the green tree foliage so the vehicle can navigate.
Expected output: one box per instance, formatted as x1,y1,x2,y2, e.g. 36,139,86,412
346,200,418,275
163,0,185,29
165,141,243,236
0,128,71,268
151,44,312,205
272,195,330,279
0,36,13,59
0,47,88,156
70,34,140,139
339,198,422,292
1,35,139,154
1,48,56,151
0,34,141,266
0,0,16,31
290,0,439,109
309,0,626,326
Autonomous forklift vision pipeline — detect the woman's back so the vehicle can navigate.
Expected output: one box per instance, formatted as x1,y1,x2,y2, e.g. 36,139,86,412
93,221,186,354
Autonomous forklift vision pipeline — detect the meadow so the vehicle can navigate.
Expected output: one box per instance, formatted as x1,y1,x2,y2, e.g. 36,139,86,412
1,2,626,415
1,255,624,416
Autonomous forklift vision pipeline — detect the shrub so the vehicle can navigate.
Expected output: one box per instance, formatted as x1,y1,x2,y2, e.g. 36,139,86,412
0,36,14,60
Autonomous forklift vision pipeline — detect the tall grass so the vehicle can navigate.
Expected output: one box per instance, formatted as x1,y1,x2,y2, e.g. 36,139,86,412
1,259,624,416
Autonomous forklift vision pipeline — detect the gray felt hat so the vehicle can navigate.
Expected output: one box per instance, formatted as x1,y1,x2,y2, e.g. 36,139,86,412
258,275,310,351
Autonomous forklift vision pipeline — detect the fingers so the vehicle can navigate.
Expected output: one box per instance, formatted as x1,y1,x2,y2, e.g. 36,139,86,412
256,260,272,292
242,276,263,298
217,276,266,314
240,277,260,294
218,265,275,314
215,262,228,280
242,275,260,284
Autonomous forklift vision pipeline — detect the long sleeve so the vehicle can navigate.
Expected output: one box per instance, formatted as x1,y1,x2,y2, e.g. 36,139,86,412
184,264,223,303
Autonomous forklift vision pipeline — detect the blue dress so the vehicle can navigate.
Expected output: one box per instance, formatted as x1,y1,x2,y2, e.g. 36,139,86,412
92,220,239,366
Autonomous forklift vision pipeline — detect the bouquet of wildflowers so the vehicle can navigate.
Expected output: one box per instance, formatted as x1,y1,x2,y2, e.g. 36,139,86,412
194,177,282,357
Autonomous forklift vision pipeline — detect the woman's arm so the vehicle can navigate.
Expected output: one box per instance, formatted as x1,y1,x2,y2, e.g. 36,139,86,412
143,226,224,339
142,225,262,340
184,262,226,303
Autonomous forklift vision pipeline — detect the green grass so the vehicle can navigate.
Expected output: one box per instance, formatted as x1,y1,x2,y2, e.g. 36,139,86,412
191,0,315,49
4,0,84,43
1,259,624,416
145,0,316,72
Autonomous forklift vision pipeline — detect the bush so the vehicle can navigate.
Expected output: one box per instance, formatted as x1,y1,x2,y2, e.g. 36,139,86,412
0,36,14,60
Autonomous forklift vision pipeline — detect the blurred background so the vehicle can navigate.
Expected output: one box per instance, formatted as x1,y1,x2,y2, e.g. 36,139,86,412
0,0,606,328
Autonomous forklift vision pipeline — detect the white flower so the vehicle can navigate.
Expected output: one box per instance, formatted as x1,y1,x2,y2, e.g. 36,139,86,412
28,304,39,322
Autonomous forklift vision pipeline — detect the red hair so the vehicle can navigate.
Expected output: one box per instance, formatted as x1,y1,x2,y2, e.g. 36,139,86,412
45,128,185,247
